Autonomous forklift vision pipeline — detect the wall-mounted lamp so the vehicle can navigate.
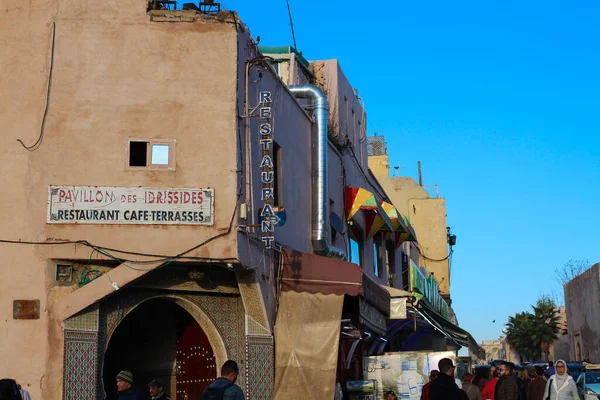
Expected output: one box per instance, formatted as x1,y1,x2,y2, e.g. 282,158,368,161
447,226,457,247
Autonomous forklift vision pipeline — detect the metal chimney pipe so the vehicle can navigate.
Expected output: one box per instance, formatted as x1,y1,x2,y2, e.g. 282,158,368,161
289,84,346,260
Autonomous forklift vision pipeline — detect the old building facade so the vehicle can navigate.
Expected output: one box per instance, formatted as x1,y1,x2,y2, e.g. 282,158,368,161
0,2,410,399
565,263,600,362
0,1,487,399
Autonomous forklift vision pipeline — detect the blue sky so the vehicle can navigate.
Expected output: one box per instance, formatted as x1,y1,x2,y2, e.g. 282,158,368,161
226,1,600,344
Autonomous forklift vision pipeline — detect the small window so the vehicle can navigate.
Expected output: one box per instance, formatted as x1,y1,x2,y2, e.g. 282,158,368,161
344,96,349,134
128,139,175,170
386,241,396,283
401,253,410,291
348,226,364,266
352,109,356,142
373,234,383,277
349,238,361,266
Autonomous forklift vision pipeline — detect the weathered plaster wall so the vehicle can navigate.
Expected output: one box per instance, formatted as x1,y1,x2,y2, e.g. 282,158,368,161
565,263,600,361
234,28,313,330
311,60,399,287
408,198,450,296
369,157,451,296
549,306,570,362
0,3,240,398
312,59,366,163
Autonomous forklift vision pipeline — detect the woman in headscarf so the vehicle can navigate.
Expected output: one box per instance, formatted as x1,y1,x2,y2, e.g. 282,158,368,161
544,360,578,400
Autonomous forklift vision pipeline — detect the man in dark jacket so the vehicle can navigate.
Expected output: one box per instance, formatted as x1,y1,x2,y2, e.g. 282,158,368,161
148,379,170,400
429,358,469,400
526,366,547,400
495,362,520,400
116,370,144,400
201,360,245,400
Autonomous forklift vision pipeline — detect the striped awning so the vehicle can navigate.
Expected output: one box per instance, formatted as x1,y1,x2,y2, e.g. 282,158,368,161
346,188,418,242
400,215,418,242
380,201,407,232
346,188,393,239
380,201,418,246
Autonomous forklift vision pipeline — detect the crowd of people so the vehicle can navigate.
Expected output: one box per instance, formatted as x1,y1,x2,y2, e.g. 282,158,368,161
412,358,580,400
1,358,584,400
0,360,245,400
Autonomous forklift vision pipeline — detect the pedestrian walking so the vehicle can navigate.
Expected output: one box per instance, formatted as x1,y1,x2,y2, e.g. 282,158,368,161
473,367,490,393
490,366,498,379
544,361,555,379
517,368,529,400
526,366,547,400
462,373,483,400
420,370,439,400
482,374,498,400
543,360,578,400
385,390,398,400
495,362,519,400
148,379,170,400
534,366,546,381
428,358,468,400
200,360,245,400
116,371,144,400
0,379,27,400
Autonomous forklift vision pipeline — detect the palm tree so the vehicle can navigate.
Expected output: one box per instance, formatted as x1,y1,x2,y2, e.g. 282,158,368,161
505,312,537,362
532,297,561,362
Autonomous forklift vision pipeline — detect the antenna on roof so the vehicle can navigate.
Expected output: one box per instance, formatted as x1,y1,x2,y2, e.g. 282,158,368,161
285,0,298,49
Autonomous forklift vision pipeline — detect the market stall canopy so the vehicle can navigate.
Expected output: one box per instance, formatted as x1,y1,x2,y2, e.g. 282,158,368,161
381,285,411,320
416,300,485,359
275,249,393,398
378,284,484,359
280,248,390,317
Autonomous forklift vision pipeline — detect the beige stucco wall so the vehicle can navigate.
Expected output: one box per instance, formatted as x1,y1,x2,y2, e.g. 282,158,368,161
369,155,451,296
369,154,389,178
408,198,450,296
0,2,241,398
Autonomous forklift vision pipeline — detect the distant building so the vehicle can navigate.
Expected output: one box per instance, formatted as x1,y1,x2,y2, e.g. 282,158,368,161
565,263,600,361
367,134,387,156
368,135,453,304
551,306,570,362
479,306,569,365
480,339,504,363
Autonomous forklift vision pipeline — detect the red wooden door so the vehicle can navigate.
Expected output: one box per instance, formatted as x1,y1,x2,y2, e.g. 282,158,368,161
176,319,217,400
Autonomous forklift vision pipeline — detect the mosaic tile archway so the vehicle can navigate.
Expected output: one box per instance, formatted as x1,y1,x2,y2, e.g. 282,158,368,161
62,291,244,400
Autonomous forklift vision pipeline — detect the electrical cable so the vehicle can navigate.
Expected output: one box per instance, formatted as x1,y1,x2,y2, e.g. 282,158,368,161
415,245,453,262
17,22,56,151
0,239,236,264
0,197,241,270
346,143,389,202
79,249,103,287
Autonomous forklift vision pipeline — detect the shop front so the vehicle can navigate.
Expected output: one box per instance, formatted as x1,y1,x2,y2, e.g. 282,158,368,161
273,248,390,400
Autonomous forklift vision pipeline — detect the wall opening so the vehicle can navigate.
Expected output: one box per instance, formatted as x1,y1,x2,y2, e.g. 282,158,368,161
127,139,176,170
102,298,216,400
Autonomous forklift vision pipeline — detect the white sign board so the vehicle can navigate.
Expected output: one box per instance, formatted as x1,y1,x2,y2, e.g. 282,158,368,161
47,186,214,225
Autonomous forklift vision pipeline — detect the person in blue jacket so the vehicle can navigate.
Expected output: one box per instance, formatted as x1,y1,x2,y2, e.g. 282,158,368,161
200,360,245,400
116,370,144,400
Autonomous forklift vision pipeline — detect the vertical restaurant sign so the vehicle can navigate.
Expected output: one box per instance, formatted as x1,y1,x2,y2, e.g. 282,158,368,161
47,186,214,225
258,91,276,248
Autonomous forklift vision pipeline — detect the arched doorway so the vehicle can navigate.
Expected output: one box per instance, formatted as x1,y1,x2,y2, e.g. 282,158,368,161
103,298,217,400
